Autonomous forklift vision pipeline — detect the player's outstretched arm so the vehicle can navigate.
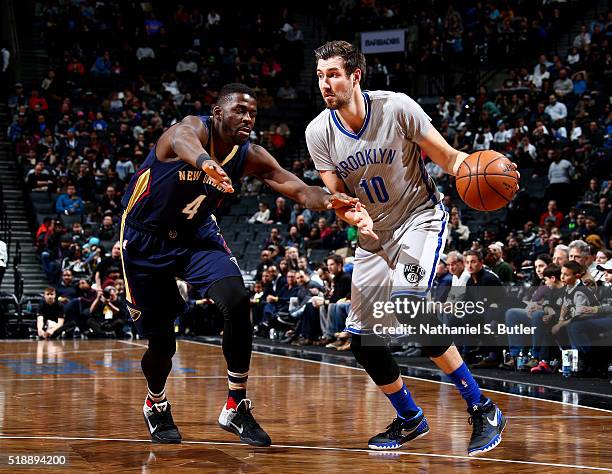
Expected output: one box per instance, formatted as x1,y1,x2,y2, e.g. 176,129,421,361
244,145,357,211
160,115,233,192
319,170,378,240
419,126,521,184
418,126,469,176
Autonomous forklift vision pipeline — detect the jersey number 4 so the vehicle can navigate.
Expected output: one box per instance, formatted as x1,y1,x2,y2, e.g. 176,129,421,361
359,176,389,203
182,194,206,219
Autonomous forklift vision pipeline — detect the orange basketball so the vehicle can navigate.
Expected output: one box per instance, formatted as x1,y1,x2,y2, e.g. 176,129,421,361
455,150,519,211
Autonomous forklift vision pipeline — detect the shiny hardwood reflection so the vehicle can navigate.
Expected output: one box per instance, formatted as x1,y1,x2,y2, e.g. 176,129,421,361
0,339,609,473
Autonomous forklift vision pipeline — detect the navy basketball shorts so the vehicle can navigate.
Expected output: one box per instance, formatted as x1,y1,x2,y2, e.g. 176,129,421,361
119,221,242,337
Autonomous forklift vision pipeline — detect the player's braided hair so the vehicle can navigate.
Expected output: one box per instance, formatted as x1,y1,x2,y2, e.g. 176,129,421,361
314,40,367,82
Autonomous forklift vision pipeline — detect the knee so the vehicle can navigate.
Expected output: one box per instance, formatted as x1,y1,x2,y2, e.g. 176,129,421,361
209,277,250,321
505,308,522,323
422,344,452,358
148,333,176,359
351,335,400,386
531,310,545,324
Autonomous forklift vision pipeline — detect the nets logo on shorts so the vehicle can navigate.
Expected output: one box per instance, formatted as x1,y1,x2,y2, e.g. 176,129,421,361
403,264,426,285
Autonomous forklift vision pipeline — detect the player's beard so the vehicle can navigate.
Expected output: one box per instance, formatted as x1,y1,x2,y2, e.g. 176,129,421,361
221,119,249,145
323,88,352,110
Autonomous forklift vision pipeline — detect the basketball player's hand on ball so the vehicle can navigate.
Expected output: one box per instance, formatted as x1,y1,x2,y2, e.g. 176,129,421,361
344,202,378,240
202,160,234,193
326,192,360,210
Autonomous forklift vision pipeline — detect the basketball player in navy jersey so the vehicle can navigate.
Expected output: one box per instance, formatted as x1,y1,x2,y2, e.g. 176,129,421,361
121,83,374,446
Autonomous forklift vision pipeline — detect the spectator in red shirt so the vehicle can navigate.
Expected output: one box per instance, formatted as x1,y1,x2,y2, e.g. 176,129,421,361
318,217,333,239
539,200,564,227
28,89,48,111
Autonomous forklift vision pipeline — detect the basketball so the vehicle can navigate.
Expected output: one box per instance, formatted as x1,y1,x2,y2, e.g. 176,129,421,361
455,150,519,211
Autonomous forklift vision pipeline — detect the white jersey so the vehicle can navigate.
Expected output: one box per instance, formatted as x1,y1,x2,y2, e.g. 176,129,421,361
306,90,442,233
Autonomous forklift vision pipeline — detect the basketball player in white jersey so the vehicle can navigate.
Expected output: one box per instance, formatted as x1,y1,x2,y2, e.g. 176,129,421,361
306,41,507,456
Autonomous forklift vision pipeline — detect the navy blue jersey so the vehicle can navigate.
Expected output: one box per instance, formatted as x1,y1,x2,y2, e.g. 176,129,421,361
121,116,248,238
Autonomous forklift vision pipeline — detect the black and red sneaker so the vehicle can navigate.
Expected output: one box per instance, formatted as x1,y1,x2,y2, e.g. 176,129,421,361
143,398,182,444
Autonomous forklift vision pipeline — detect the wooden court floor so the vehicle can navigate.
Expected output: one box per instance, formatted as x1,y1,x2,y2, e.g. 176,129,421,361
0,339,610,473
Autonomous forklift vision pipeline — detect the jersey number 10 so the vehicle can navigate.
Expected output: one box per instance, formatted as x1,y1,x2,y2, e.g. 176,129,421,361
359,176,389,203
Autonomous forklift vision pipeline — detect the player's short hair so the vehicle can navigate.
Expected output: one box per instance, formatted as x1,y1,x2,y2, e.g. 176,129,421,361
314,40,367,81
216,83,256,106
562,260,584,275
44,287,56,294
542,264,561,279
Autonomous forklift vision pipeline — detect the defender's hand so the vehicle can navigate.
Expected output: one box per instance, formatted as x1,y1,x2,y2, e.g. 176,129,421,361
202,160,234,193
326,192,360,210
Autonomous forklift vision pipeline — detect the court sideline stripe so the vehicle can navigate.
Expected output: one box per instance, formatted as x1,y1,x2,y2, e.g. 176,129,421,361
0,434,609,472
1,374,367,382
176,339,612,413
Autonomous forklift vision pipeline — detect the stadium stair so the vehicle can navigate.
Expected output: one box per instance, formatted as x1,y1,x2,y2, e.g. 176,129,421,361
0,106,49,294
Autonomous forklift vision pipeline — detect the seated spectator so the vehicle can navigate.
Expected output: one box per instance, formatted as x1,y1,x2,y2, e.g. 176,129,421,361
61,243,91,279
567,260,612,376
448,214,470,251
552,261,598,348
553,68,573,97
248,202,271,224
486,242,514,283
432,254,453,301
317,255,351,346
26,162,54,192
276,80,298,100
94,241,123,289
544,94,567,123
270,196,291,224
86,286,128,338
539,200,564,228
263,228,283,249
55,183,85,216
36,287,65,339
97,215,118,241
261,270,300,327
321,221,349,251
100,185,122,215
90,51,112,78
55,269,78,302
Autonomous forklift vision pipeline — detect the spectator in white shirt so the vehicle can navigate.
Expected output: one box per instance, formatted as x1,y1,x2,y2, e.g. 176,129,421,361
0,239,6,288
573,25,591,50
446,251,470,303
492,122,512,148
569,120,582,141
206,9,221,28
518,136,537,160
248,202,271,224
472,127,493,150
567,47,580,66
545,94,567,122
532,54,552,76
136,45,155,61
553,69,573,97
547,149,575,211
529,63,550,89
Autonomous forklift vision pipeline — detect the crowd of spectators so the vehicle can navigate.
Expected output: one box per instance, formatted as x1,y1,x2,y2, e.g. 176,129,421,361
2,1,611,378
